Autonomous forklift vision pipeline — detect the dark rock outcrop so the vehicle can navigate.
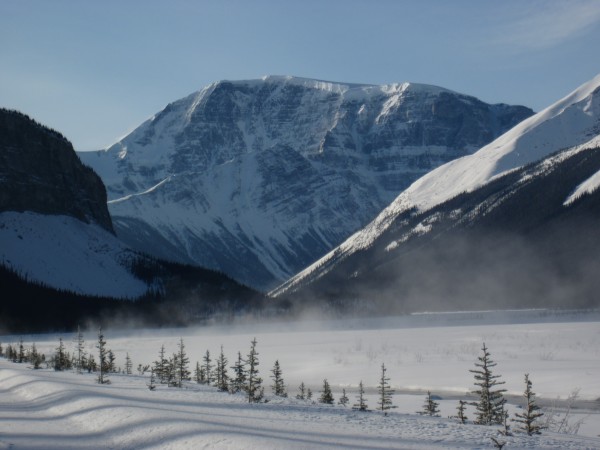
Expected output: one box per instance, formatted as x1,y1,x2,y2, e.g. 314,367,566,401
0,109,112,232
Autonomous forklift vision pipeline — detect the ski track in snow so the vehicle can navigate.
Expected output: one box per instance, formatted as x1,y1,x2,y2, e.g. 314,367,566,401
1,311,600,449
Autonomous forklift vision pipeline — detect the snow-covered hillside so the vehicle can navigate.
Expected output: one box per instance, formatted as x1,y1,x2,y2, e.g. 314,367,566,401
2,310,599,449
273,74,600,296
80,76,532,290
0,211,147,298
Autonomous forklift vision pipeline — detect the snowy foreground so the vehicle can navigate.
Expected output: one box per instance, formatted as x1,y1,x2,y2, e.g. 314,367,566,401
2,310,600,449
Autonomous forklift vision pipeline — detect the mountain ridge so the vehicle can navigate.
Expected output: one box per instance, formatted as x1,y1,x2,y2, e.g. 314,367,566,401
271,75,600,310
80,75,533,290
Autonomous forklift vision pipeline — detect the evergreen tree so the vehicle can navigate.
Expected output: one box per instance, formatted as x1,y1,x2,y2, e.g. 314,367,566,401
87,354,97,372
296,382,307,400
166,353,178,387
125,353,133,375
29,343,42,369
499,404,512,436
512,373,544,435
74,325,86,374
54,337,67,371
0,342,3,357
319,379,334,404
153,345,168,384
452,400,468,424
306,388,313,401
377,363,396,413
469,343,506,425
148,368,157,391
230,351,246,393
6,344,15,362
194,361,204,384
418,391,440,416
175,338,190,388
338,388,349,407
96,327,110,384
107,350,116,373
203,350,213,385
270,360,286,397
18,339,25,363
352,381,368,411
244,337,263,403
214,346,229,392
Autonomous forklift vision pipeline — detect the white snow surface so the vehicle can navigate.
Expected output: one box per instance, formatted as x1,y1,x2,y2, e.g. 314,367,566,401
404,73,600,211
0,211,147,298
2,310,600,449
564,168,600,205
273,74,600,296
563,135,600,205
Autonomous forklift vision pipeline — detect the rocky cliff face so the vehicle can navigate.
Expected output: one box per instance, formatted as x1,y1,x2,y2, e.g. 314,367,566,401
0,109,112,231
81,76,533,290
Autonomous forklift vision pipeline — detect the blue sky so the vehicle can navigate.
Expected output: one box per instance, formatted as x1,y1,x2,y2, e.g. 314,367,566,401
1,0,599,150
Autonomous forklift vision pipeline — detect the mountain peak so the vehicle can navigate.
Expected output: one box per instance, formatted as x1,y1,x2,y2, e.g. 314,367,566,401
80,77,533,290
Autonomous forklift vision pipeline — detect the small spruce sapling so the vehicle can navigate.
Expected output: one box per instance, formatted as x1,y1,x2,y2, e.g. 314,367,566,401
244,338,263,403
319,379,334,404
148,368,157,391
270,360,287,397
125,353,133,375
54,338,67,371
353,381,368,411
230,351,246,393
74,325,86,374
338,389,349,407
513,373,544,435
194,361,205,384
451,400,468,424
296,382,307,400
470,343,506,425
203,350,213,385
175,338,190,388
18,339,25,364
418,391,440,417
214,346,229,392
153,345,168,384
377,363,396,414
96,327,110,384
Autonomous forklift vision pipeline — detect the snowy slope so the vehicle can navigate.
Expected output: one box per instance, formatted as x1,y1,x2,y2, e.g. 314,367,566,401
0,211,147,298
2,311,600,449
273,74,600,296
80,76,532,290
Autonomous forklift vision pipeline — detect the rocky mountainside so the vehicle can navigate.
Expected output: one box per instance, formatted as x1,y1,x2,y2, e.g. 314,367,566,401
0,109,112,231
0,109,149,298
272,75,600,312
80,76,533,290
0,108,261,331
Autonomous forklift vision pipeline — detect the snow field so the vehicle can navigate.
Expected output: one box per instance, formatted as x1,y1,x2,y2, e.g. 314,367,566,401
0,211,147,298
2,310,600,448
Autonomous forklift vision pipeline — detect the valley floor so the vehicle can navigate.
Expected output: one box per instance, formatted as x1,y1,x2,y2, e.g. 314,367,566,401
1,309,599,449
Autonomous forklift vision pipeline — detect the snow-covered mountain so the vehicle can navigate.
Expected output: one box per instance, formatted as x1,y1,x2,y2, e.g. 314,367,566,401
80,76,532,290
0,109,147,298
1,109,260,331
272,75,600,310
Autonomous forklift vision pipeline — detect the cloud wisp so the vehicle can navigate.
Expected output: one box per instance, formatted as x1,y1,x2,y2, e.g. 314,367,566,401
490,0,600,52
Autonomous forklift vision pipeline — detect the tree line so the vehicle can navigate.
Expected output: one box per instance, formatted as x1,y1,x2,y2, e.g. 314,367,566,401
0,334,546,438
